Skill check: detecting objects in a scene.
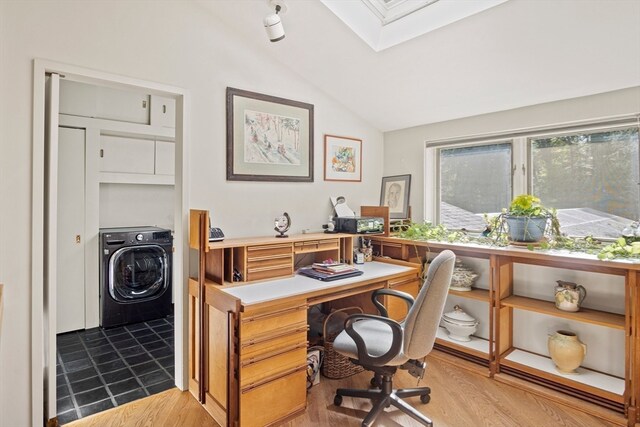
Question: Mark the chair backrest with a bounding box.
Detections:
[402,250,456,359]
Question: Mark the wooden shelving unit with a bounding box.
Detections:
[448,287,490,302]
[369,236,639,426]
[501,295,625,329]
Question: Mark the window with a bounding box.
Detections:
[530,127,639,238]
[438,143,512,231]
[428,121,640,239]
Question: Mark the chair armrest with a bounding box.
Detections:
[344,314,403,366]
[371,289,415,318]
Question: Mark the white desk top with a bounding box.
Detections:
[220,261,416,306]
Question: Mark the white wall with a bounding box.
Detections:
[383,87,640,223]
[0,2,383,425]
[99,184,174,230]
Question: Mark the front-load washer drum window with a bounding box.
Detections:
[109,245,169,302]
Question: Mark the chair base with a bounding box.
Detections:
[335,374,432,427]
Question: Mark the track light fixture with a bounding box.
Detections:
[264,0,287,42]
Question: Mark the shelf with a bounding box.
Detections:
[448,287,490,302]
[501,349,624,400]
[501,295,625,330]
[59,113,175,139]
[435,327,489,358]
[99,172,174,185]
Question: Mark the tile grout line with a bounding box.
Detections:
[75,331,120,411]
[57,332,82,422]
[127,319,175,386]
[56,317,174,422]
[104,329,152,398]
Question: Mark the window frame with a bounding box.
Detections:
[425,117,640,236]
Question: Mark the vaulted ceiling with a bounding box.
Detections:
[209,0,640,132]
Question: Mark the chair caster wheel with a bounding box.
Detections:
[334,394,343,406]
[420,394,431,404]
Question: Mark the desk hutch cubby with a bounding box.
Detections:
[371,236,640,427]
[188,210,420,427]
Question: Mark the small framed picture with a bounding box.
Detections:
[380,174,411,219]
[323,135,362,182]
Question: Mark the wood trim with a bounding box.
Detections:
[500,356,624,404]
[501,295,625,329]
[189,209,208,250]
[448,287,490,302]
[494,373,628,426]
[434,338,489,361]
[307,281,386,305]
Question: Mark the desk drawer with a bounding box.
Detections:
[241,326,307,360]
[386,276,420,321]
[246,254,292,271]
[294,238,339,254]
[240,366,306,427]
[241,303,307,341]
[247,243,293,260]
[246,265,293,282]
[240,344,307,388]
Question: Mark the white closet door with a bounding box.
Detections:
[56,127,86,333]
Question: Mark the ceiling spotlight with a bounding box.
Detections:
[264,0,287,42]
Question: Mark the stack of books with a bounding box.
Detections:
[298,262,363,282]
[311,262,357,275]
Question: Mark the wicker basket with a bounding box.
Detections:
[321,306,365,379]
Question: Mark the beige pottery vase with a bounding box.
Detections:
[548,330,586,374]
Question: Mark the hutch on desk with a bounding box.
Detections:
[187,210,420,427]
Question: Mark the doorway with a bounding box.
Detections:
[32,59,189,426]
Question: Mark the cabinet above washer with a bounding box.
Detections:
[99,134,174,185]
[60,80,175,128]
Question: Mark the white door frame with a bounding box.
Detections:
[32,58,190,425]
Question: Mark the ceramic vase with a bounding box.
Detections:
[548,330,586,374]
[554,280,587,312]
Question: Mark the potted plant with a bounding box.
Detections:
[504,194,550,243]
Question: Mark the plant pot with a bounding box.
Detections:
[505,215,547,242]
[548,330,586,374]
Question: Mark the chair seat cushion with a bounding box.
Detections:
[332,318,409,366]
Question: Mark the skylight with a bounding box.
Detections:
[362,0,440,26]
[321,0,509,51]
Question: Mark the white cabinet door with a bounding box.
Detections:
[150,95,176,128]
[96,86,149,124]
[59,79,150,124]
[100,135,155,174]
[155,141,175,175]
[57,127,86,334]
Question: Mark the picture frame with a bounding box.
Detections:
[323,134,362,182]
[226,87,314,182]
[380,174,411,219]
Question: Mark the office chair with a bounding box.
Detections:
[332,250,456,427]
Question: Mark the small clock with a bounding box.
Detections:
[274,212,291,238]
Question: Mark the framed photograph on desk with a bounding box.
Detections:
[226,87,314,182]
[380,174,411,219]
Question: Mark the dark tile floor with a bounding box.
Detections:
[56,316,174,425]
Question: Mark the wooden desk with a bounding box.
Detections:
[188,210,419,427]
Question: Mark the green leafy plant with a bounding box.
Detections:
[508,194,546,217]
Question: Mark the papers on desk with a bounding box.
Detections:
[298,264,363,282]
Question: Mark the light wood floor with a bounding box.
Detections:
[68,356,618,427]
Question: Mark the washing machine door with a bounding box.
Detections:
[108,244,169,302]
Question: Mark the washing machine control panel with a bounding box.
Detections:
[135,233,144,242]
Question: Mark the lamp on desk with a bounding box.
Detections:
[330,196,356,218]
